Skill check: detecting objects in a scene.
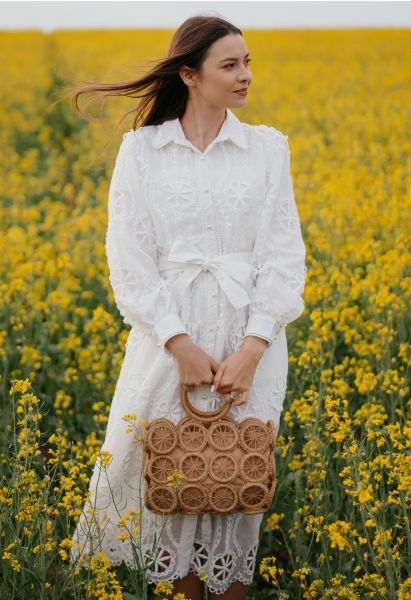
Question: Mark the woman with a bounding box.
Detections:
[69,15,307,600]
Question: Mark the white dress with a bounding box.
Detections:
[70,108,307,594]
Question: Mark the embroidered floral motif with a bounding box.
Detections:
[211,553,236,582]
[243,543,258,576]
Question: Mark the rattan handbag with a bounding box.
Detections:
[143,384,277,515]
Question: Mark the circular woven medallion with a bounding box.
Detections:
[240,452,269,483]
[178,484,208,512]
[148,455,177,484]
[147,420,178,454]
[178,420,208,452]
[239,418,270,452]
[209,452,238,483]
[178,416,194,426]
[209,483,238,513]
[148,484,177,513]
[179,453,208,482]
[208,420,239,451]
[239,483,267,510]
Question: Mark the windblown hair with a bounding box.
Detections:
[63,14,242,139]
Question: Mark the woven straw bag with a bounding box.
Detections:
[143,384,277,515]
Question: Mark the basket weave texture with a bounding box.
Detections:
[143,385,277,515]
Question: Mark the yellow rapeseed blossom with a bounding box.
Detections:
[154,580,174,596]
[167,469,184,488]
[266,512,285,531]
[259,556,285,587]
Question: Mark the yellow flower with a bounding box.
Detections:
[325,520,352,551]
[266,512,285,531]
[122,414,138,422]
[167,469,184,488]
[9,379,31,395]
[259,556,284,587]
[97,450,113,466]
[154,580,174,596]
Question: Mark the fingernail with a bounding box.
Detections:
[210,385,215,392]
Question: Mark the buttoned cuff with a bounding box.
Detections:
[153,314,190,349]
[244,314,284,347]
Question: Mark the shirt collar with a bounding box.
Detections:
[152,108,248,151]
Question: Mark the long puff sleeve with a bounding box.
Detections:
[105,131,190,349]
[244,128,307,346]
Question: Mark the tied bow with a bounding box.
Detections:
[159,239,254,311]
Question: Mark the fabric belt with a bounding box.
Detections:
[157,238,255,311]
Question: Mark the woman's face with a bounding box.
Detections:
[182,33,252,109]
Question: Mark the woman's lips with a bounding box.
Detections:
[234,89,248,96]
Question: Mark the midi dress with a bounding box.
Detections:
[69,108,307,594]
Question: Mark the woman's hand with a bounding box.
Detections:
[212,337,268,405]
[166,333,220,390]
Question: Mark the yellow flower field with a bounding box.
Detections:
[0,28,410,599]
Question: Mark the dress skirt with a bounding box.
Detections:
[69,324,289,595]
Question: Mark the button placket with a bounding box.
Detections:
[197,151,219,353]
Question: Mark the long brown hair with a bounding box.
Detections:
[64,15,242,141]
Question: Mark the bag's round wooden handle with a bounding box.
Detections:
[181,385,233,423]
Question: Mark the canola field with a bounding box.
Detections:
[0,28,410,599]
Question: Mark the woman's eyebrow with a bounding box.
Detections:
[218,52,250,62]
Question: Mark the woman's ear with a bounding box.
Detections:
[179,65,197,88]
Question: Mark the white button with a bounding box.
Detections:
[209,328,214,332]
[202,393,207,399]
[207,224,212,229]
[211,292,217,297]
[203,187,209,192]
[200,155,205,160]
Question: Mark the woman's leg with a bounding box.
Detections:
[209,581,249,600]
[172,572,204,600]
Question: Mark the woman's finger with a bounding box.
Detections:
[234,390,248,405]
[212,364,226,392]
[224,390,248,405]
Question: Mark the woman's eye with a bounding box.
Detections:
[224,59,252,70]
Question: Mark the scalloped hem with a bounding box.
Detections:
[147,566,254,595]
[71,552,255,595]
